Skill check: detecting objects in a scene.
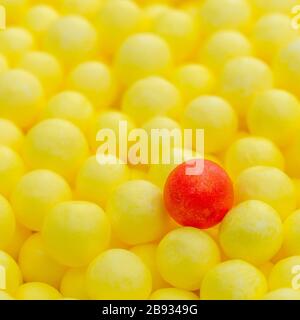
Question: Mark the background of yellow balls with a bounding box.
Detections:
[0,0,299,301]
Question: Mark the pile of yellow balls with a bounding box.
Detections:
[0,0,299,300]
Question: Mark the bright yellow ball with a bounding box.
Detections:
[0,145,25,197]
[171,64,215,102]
[157,227,220,290]
[107,180,167,245]
[282,210,300,257]
[293,179,300,208]
[42,201,111,267]
[60,267,88,300]
[199,0,252,34]
[252,0,298,15]
[43,15,98,67]
[60,0,103,19]
[183,95,238,154]
[0,27,34,66]
[247,89,300,147]
[11,169,72,231]
[114,33,173,87]
[95,0,143,56]
[142,116,181,133]
[130,243,168,291]
[67,61,116,110]
[0,0,28,24]
[220,200,283,265]
[200,30,253,74]
[0,290,14,300]
[86,249,152,300]
[3,223,31,260]
[15,282,62,300]
[42,91,94,133]
[225,136,285,179]
[235,166,296,220]
[23,119,89,182]
[201,260,267,300]
[274,38,300,97]
[252,13,298,63]
[0,54,8,74]
[142,4,170,29]
[0,119,24,152]
[285,135,300,179]
[23,5,59,39]
[220,57,273,119]
[268,256,300,290]
[0,195,15,249]
[151,8,199,62]
[18,51,63,96]
[0,69,44,129]
[19,233,66,288]
[0,250,22,294]
[76,155,130,207]
[122,76,182,125]
[150,288,198,300]
[263,288,300,300]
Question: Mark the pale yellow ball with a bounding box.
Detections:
[252,0,298,15]
[86,249,152,300]
[60,268,88,300]
[150,288,198,300]
[282,210,300,257]
[201,260,267,300]
[0,119,24,152]
[263,288,300,300]
[0,54,8,74]
[235,166,297,220]
[0,195,15,250]
[60,0,103,19]
[11,169,72,231]
[107,180,167,245]
[157,227,220,290]
[15,282,62,300]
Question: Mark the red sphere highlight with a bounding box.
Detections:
[164,159,234,229]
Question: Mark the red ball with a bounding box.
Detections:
[164,159,234,229]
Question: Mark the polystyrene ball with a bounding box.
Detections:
[60,268,88,300]
[150,288,198,300]
[282,210,300,257]
[15,282,62,300]
[263,288,300,300]
[0,119,24,152]
[0,195,15,249]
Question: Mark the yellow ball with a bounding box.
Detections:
[0,69,44,129]
[95,0,143,56]
[23,5,59,39]
[0,195,15,249]
[268,256,300,290]
[114,33,173,87]
[293,179,300,208]
[142,4,170,30]
[11,169,72,231]
[235,166,296,220]
[0,290,14,300]
[183,95,238,154]
[274,39,300,97]
[43,15,98,67]
[86,249,152,300]
[142,116,181,133]
[201,260,267,300]
[219,57,273,119]
[67,61,116,110]
[0,250,22,294]
[0,27,34,66]
[0,145,25,197]
[282,210,300,256]
[18,51,63,96]
[15,282,62,300]
[3,223,31,260]
[0,54,8,74]
[150,288,198,300]
[151,8,199,62]
[263,288,300,300]
[252,13,298,63]
[171,64,215,102]
[0,119,24,152]
[42,201,111,267]
[252,0,298,15]
[0,0,28,24]
[200,30,253,74]
[107,180,167,245]
[23,119,89,182]
[247,89,300,147]
[122,76,182,125]
[199,0,252,34]
[42,91,94,133]
[219,200,283,265]
[130,243,168,291]
[157,227,220,290]
[225,136,285,179]
[60,267,88,300]
[60,0,103,18]
[76,155,130,207]
[285,135,300,179]
[19,233,66,288]
[89,111,136,152]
